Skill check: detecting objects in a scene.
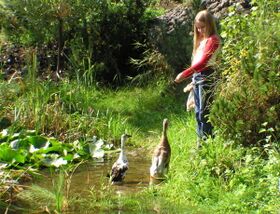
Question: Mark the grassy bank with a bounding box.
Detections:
[1,77,279,213]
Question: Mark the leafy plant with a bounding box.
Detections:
[0,0,156,85]
[0,128,111,169]
[210,0,280,145]
[130,42,174,86]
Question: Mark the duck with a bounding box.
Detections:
[109,133,131,184]
[150,118,171,181]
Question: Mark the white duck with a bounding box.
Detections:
[109,133,131,184]
[150,118,171,180]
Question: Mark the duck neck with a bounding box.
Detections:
[119,146,127,163]
[121,139,125,150]
[119,139,125,157]
[163,126,167,138]
[161,119,168,145]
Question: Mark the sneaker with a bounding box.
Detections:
[196,138,202,149]
[196,136,207,149]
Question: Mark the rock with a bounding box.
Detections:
[203,0,251,18]
[147,6,195,72]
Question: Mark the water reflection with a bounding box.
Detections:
[2,151,197,214]
[32,150,150,195]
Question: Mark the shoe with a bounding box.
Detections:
[196,136,207,149]
[196,139,202,149]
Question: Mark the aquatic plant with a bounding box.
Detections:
[0,128,111,169]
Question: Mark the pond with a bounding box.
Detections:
[40,151,151,196]
[2,151,153,213]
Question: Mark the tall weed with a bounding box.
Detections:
[210,0,280,145]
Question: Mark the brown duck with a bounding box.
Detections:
[150,118,171,180]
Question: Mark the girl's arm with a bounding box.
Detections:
[175,35,220,82]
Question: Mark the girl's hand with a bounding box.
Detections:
[174,72,184,83]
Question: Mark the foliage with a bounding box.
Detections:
[16,170,68,213]
[0,128,111,169]
[0,0,158,85]
[18,116,277,213]
[159,130,280,213]
[0,67,184,146]
[210,0,280,145]
[129,42,174,86]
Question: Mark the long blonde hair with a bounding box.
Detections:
[193,10,217,54]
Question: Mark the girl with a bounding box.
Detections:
[174,10,221,145]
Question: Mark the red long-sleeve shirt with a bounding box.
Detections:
[180,34,220,79]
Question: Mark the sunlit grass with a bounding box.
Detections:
[16,170,70,213]
[2,76,280,213]
[1,74,187,146]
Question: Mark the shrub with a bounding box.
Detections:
[210,0,280,145]
[0,0,154,85]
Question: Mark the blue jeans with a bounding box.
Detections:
[192,71,214,139]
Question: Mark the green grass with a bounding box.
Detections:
[2,77,279,213]
[1,75,188,145]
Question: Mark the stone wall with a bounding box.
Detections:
[148,6,195,72]
[201,0,251,18]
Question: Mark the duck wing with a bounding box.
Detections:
[110,161,128,183]
[150,146,170,177]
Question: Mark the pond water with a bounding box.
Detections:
[53,151,151,196]
[3,151,154,213]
